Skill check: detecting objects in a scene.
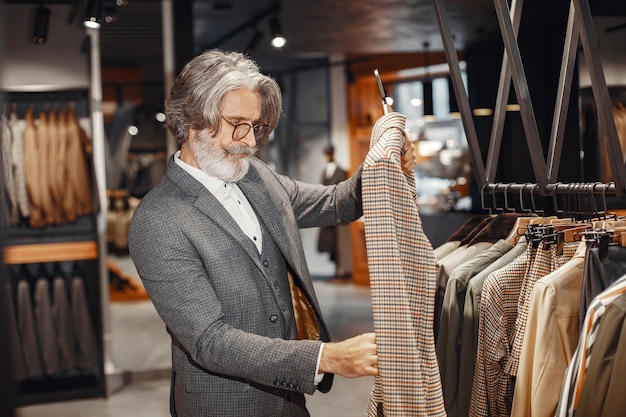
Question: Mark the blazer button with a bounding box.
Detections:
[263,260,269,267]
[270,315,278,323]
[294,385,300,392]
[274,379,281,386]
[288,383,294,389]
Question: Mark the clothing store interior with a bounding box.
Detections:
[1,0,626,416]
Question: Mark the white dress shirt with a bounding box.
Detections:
[174,151,262,253]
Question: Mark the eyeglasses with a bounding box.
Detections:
[220,115,269,141]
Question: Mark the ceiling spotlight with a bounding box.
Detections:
[269,15,286,48]
[246,28,264,55]
[32,4,51,44]
[104,6,119,24]
[84,0,104,28]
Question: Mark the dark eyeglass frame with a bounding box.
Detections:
[220,115,269,141]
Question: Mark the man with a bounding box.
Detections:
[128,49,416,417]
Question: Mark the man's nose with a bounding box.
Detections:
[239,128,257,146]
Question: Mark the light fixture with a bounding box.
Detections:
[32,4,51,44]
[84,0,103,28]
[472,108,493,116]
[506,104,521,112]
[245,27,264,55]
[423,80,434,117]
[447,76,461,118]
[269,15,286,48]
[104,6,119,24]
[422,42,434,120]
[506,85,520,111]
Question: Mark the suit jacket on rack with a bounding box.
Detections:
[128,155,363,417]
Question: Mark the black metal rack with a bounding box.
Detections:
[433,0,625,206]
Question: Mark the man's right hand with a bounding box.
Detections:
[318,332,378,378]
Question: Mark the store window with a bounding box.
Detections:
[392,68,472,213]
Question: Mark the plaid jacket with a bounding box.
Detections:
[363,112,446,416]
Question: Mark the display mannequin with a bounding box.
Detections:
[317,144,349,278]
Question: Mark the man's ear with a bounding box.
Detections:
[187,127,198,141]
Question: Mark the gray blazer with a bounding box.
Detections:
[128,155,363,417]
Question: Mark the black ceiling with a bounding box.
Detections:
[8,0,626,80]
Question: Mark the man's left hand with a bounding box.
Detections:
[400,137,416,174]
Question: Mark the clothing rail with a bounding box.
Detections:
[433,0,626,197]
[481,181,618,219]
[483,182,617,195]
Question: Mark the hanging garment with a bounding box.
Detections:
[434,216,495,338]
[23,109,45,228]
[433,215,490,260]
[511,241,586,417]
[506,239,580,379]
[35,111,55,225]
[45,110,62,224]
[575,290,626,417]
[55,109,69,221]
[362,112,445,416]
[470,234,579,417]
[65,109,94,219]
[9,109,29,219]
[0,111,9,227]
[1,108,18,225]
[469,242,537,417]
[71,276,99,370]
[555,274,626,417]
[16,279,44,378]
[435,214,523,339]
[34,277,62,375]
[51,276,78,372]
[579,244,626,332]
[458,237,528,417]
[437,238,514,417]
[4,282,27,381]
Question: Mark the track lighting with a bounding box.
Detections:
[269,15,286,48]
[104,6,119,24]
[32,4,51,44]
[246,27,264,55]
[84,0,103,28]
[422,42,434,118]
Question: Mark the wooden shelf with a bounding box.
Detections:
[3,241,98,265]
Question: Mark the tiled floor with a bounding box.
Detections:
[15,255,376,417]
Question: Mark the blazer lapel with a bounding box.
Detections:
[165,156,263,270]
[237,167,321,312]
[237,173,304,270]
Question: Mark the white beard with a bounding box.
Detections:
[191,130,256,182]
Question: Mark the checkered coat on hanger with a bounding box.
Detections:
[363,112,446,416]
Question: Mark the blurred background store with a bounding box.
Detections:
[1,0,625,416]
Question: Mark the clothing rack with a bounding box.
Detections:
[0,88,106,405]
[480,181,619,220]
[433,0,626,198]
[2,90,90,119]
